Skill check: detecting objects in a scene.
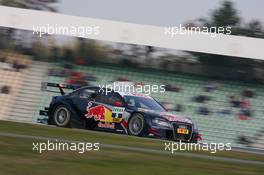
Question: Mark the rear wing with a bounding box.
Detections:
[41,82,81,95]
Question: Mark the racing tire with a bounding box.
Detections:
[128,113,146,136]
[53,105,71,128]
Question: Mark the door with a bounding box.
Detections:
[85,91,125,123]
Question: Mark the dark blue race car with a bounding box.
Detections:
[39,82,201,143]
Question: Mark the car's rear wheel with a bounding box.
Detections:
[128,113,146,136]
[53,105,71,127]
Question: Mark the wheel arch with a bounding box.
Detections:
[128,111,153,126]
[127,112,149,136]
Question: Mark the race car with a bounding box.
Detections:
[39,82,201,143]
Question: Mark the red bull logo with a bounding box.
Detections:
[85,104,112,122]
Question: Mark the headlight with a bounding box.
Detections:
[152,118,170,127]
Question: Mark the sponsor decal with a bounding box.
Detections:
[97,122,115,129]
[112,107,125,118]
[85,103,124,123]
[111,107,124,122]
[112,107,125,113]
[163,113,192,124]
[85,104,112,122]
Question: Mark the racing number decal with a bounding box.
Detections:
[112,107,125,122]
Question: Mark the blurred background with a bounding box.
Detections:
[0,0,264,151]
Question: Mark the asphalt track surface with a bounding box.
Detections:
[0,131,263,166]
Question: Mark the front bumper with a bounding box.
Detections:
[148,122,201,143]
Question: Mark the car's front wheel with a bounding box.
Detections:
[128,113,146,136]
[53,105,71,127]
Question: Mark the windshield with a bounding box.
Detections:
[124,95,166,112]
